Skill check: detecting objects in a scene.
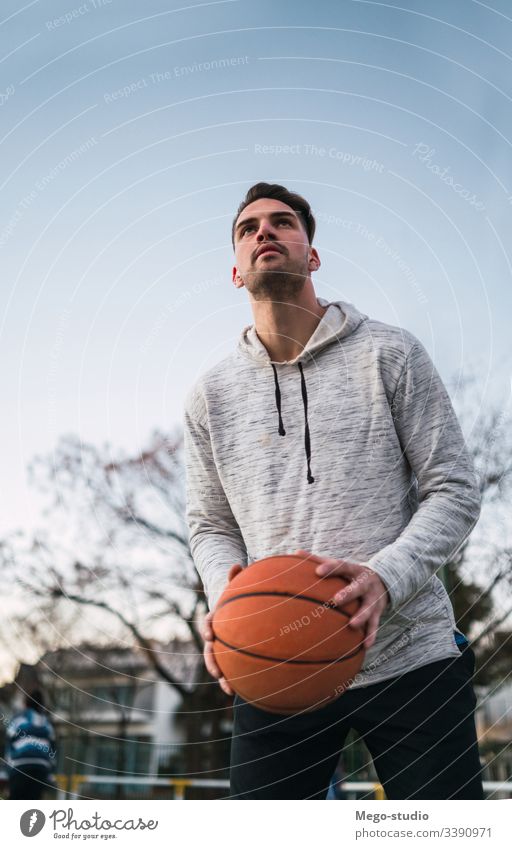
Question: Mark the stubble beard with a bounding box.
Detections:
[241,254,309,302]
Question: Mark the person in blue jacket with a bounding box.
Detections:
[5,689,57,800]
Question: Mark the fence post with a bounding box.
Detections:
[374,783,385,800]
[171,779,190,800]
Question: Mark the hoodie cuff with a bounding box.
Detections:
[207,571,232,612]
[363,554,408,612]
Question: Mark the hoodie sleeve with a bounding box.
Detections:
[183,394,248,611]
[365,337,481,611]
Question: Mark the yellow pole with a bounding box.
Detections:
[71,775,85,798]
[374,783,386,800]
[171,779,191,800]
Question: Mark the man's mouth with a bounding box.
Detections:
[255,246,283,259]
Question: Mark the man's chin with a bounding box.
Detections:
[242,271,307,301]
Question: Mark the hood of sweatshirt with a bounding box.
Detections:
[236,298,369,485]
[237,297,368,367]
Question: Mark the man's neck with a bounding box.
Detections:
[251,285,328,362]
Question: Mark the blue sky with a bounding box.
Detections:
[1,0,512,535]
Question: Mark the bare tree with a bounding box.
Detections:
[2,429,232,779]
[445,376,512,686]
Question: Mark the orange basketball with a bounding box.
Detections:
[211,553,366,714]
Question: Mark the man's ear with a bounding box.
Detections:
[308,248,321,273]
[232,266,244,288]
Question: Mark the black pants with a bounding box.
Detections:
[9,764,49,800]
[230,644,483,800]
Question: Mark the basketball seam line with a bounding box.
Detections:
[215,590,352,617]
[213,636,364,665]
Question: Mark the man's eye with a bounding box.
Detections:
[241,219,292,236]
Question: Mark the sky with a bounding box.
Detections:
[1,0,511,541]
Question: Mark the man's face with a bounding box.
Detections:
[232,198,320,301]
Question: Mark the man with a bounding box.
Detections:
[183,182,483,800]
[5,690,57,800]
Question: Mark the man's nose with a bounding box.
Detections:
[256,221,277,240]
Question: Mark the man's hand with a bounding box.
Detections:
[293,549,390,650]
[202,563,242,695]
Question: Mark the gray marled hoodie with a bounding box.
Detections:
[183,297,481,688]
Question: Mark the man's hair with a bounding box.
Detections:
[232,182,316,248]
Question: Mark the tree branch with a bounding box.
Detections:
[51,588,189,697]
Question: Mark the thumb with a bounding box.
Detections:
[228,563,243,582]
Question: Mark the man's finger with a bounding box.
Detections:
[362,611,381,649]
[203,618,215,641]
[219,677,234,696]
[316,558,362,577]
[294,549,324,565]
[204,656,221,680]
[204,643,222,679]
[348,599,374,628]
[228,563,243,582]
[333,578,368,607]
